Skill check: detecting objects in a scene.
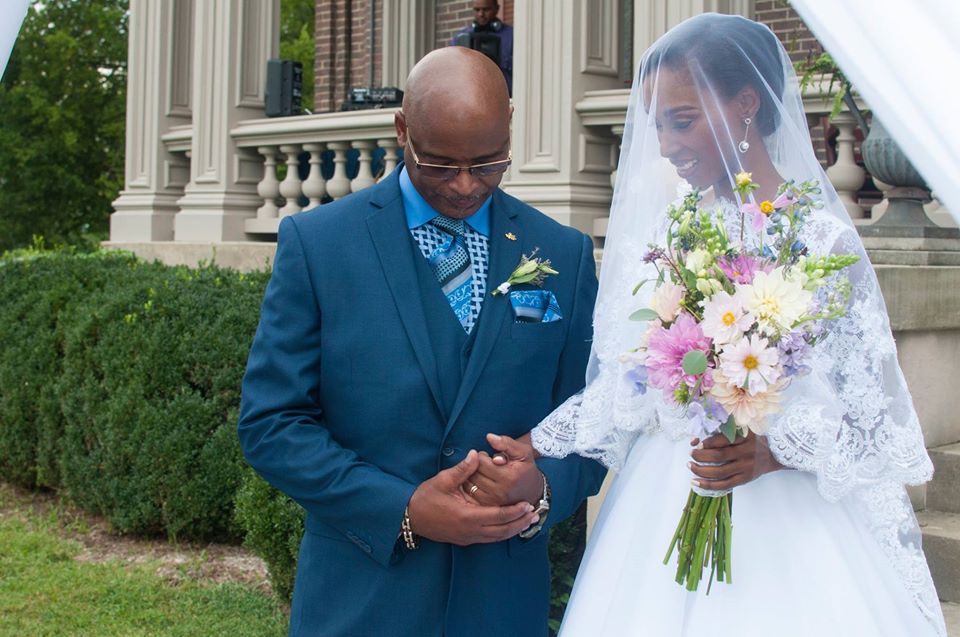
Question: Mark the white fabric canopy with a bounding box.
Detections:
[791,0,960,226]
[0,0,31,80]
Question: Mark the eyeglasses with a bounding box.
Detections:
[406,132,512,181]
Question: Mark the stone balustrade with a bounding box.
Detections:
[230,108,402,236]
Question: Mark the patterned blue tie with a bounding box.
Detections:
[428,216,474,332]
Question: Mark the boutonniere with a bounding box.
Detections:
[492,247,559,296]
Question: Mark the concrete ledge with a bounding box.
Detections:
[874,265,960,331]
[102,241,276,272]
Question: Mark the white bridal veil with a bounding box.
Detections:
[532,14,943,633]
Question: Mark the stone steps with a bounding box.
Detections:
[922,442,960,626]
[944,601,959,636]
[929,443,960,514]
[920,510,960,604]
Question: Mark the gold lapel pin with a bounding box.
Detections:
[505,232,517,241]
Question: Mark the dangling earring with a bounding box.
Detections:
[738,117,752,153]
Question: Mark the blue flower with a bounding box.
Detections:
[625,366,648,395]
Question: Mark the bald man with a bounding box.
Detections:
[239,48,605,637]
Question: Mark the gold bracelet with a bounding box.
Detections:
[401,506,419,550]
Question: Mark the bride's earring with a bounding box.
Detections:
[738,117,752,153]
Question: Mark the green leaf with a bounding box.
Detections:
[511,272,540,285]
[629,308,660,322]
[681,268,698,292]
[514,259,540,277]
[720,416,738,443]
[681,350,708,376]
[632,279,652,295]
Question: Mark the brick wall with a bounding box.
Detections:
[435,0,514,50]
[314,0,382,113]
[755,0,832,168]
[756,1,873,200]
[754,0,824,64]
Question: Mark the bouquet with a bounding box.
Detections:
[626,173,859,592]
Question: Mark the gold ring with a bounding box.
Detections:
[469,484,480,495]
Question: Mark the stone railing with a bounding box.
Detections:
[230,107,402,236]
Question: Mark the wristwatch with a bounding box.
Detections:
[518,472,551,540]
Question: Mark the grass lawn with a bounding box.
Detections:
[0,488,287,637]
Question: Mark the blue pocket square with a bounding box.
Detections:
[508,290,562,323]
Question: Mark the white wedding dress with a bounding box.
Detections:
[542,427,940,636]
[536,14,948,636]
[533,204,947,637]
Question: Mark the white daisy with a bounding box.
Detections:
[701,291,754,345]
[719,334,781,393]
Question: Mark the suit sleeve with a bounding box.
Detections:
[238,216,416,568]
[535,232,607,530]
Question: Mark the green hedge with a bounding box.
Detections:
[0,249,586,626]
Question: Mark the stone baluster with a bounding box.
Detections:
[351,140,377,192]
[302,143,326,208]
[378,138,400,181]
[255,146,280,219]
[326,142,352,200]
[278,144,303,217]
[825,112,866,220]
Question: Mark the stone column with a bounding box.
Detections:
[503,0,624,235]
[174,0,279,242]
[633,0,752,60]
[110,0,194,242]
[381,0,435,88]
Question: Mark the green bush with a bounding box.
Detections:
[0,249,588,625]
[234,469,304,601]
[0,249,268,540]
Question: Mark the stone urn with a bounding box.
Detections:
[859,119,956,238]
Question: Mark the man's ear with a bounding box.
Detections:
[395,111,407,146]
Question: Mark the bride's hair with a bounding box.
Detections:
[639,14,785,136]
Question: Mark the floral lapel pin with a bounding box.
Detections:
[492,247,559,296]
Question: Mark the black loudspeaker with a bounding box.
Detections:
[265,59,303,117]
[452,31,502,67]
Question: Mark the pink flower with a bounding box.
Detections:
[715,255,773,285]
[742,193,794,232]
[645,313,714,399]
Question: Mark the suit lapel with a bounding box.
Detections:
[366,178,446,420]
[446,191,522,431]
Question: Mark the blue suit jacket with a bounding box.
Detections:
[238,167,606,637]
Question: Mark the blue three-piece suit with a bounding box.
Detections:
[238,165,606,636]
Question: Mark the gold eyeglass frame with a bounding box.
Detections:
[405,129,512,181]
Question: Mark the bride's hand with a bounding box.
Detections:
[688,430,784,490]
[488,432,541,464]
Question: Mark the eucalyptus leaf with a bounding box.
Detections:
[629,308,660,322]
[681,350,708,375]
[632,279,652,295]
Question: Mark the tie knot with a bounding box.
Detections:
[430,215,466,236]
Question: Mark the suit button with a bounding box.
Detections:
[442,447,455,457]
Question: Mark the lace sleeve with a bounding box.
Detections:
[766,218,933,501]
[532,356,664,471]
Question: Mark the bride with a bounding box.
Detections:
[499,13,946,637]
